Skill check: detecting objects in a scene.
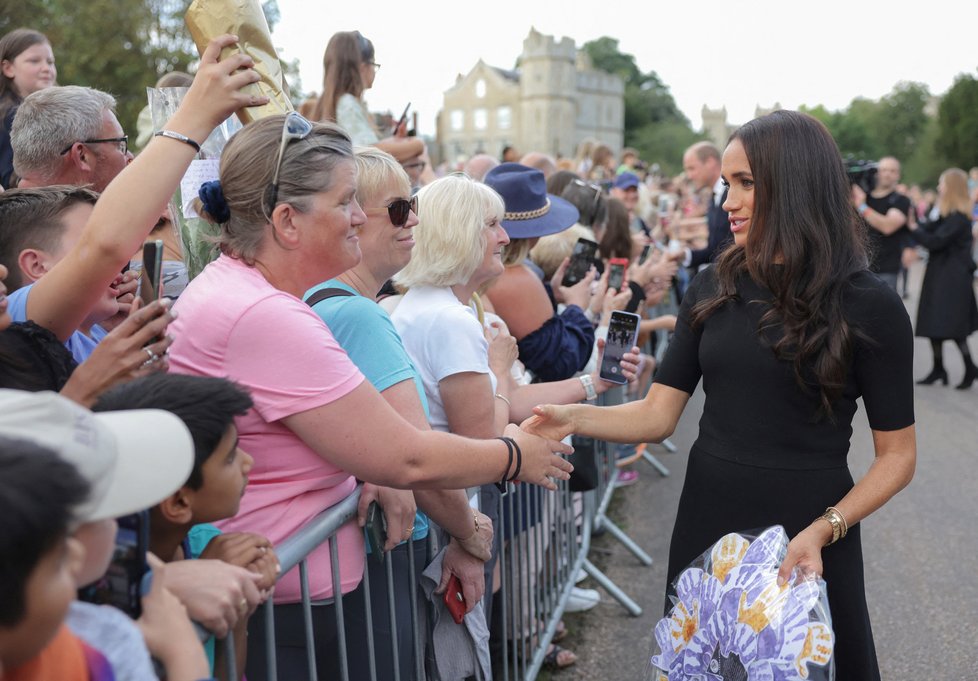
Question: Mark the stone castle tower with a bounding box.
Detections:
[519,29,578,157]
[437,29,623,163]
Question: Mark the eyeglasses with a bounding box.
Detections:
[59,136,128,156]
[365,196,418,228]
[367,62,381,70]
[266,112,314,213]
[402,160,426,172]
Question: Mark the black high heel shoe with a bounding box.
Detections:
[917,367,948,386]
[956,364,977,390]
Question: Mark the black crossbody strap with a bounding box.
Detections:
[303,287,356,307]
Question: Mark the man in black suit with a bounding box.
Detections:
[680,141,731,269]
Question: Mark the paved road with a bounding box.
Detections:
[558,262,978,679]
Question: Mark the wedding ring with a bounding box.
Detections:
[141,347,160,367]
[404,525,415,538]
[237,598,248,615]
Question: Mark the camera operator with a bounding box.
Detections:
[851,156,914,291]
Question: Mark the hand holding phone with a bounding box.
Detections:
[607,257,629,292]
[599,310,640,384]
[139,240,164,306]
[364,501,388,561]
[443,574,466,624]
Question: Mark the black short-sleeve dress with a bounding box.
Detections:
[654,266,914,681]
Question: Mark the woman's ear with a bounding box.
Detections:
[270,202,303,250]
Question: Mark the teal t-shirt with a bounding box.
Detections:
[305,279,430,546]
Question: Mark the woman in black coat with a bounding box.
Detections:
[910,167,978,389]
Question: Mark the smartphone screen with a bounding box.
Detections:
[561,238,599,287]
[78,511,150,618]
[599,311,640,384]
[607,259,627,291]
[139,240,164,306]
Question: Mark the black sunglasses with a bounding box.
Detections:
[377,196,418,227]
[266,112,314,214]
[59,136,128,156]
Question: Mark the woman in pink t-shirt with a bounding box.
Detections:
[167,112,573,678]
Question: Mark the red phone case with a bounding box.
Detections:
[443,574,466,624]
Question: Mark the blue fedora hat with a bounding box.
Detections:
[484,163,580,239]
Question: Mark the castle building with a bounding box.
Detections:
[701,103,782,149]
[437,29,624,163]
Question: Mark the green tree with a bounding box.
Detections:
[582,36,694,174]
[0,0,297,137]
[935,72,978,172]
[870,81,930,165]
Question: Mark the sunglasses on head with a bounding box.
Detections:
[365,196,416,227]
[265,112,314,214]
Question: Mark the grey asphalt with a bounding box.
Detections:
[556,262,978,679]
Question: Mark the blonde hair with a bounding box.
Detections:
[937,168,973,218]
[213,115,353,263]
[530,225,592,280]
[354,146,410,206]
[501,237,533,267]
[394,174,504,289]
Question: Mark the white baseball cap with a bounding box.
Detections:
[0,389,194,522]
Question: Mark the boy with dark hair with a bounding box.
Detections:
[0,437,88,676]
[0,388,211,681]
[93,373,279,675]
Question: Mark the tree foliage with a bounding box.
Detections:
[0,0,298,138]
[583,36,696,175]
[935,72,978,172]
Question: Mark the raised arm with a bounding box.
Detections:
[25,35,267,341]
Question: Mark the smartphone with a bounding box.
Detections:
[599,310,641,384]
[443,574,466,625]
[364,500,388,560]
[78,511,151,618]
[139,240,164,306]
[561,238,599,287]
[607,257,629,291]
[638,244,652,265]
[392,102,411,135]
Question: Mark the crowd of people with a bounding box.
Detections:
[0,19,975,681]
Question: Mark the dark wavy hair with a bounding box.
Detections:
[691,110,869,419]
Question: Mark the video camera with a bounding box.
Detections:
[845,157,878,194]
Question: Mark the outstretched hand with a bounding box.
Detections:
[519,405,575,445]
[505,422,573,491]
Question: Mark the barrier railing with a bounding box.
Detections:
[225,393,667,679]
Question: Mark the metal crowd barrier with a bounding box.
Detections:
[218,392,671,679]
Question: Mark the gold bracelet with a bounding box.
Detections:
[825,506,848,538]
[821,507,848,545]
[494,392,511,407]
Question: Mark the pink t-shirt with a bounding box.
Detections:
[169,254,365,602]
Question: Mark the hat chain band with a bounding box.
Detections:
[504,198,551,221]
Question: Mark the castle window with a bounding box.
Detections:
[450,109,464,131]
[475,79,486,98]
[497,106,512,130]
[474,108,488,131]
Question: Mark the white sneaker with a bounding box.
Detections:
[564,587,600,612]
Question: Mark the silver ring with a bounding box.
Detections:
[141,348,160,367]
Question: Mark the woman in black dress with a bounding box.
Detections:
[525,110,916,680]
[909,167,978,389]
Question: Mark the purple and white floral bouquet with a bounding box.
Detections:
[647,526,834,681]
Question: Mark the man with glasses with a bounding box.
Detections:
[11,85,133,192]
